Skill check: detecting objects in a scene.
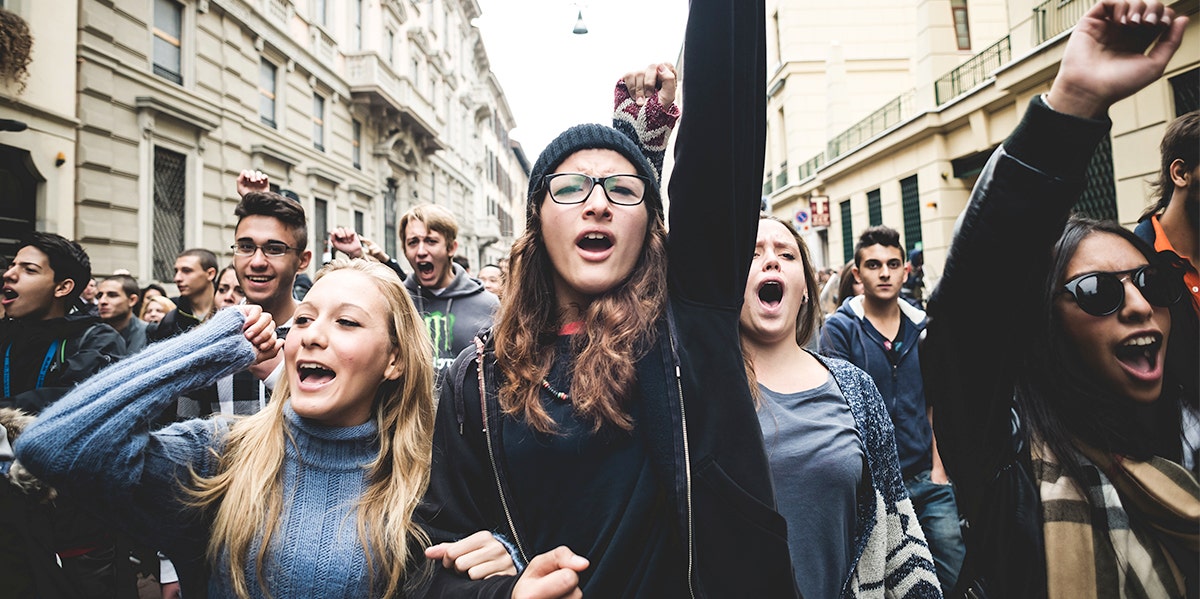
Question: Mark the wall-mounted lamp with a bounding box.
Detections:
[572,10,588,34]
[925,201,938,209]
[55,152,66,167]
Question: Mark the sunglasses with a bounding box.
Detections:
[1061,263,1184,317]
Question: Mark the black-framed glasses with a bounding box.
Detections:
[231,241,300,258]
[543,173,650,206]
[1061,264,1184,317]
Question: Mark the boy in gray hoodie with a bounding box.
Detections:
[400,204,499,371]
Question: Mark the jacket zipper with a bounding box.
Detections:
[479,356,529,563]
[675,363,697,599]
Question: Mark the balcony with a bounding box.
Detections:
[797,152,825,181]
[1033,0,1087,45]
[934,36,1012,106]
[345,53,443,151]
[827,90,916,160]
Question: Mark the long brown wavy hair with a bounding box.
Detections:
[493,187,668,434]
[185,259,436,598]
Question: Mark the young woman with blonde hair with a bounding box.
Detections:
[16,259,564,598]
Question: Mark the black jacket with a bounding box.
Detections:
[420,0,797,596]
[146,295,207,343]
[921,96,1114,597]
[0,311,126,414]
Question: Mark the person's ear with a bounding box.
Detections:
[852,266,863,284]
[206,267,217,283]
[448,239,459,258]
[54,278,75,299]
[383,350,404,381]
[1169,159,1191,188]
[130,293,140,306]
[298,250,312,271]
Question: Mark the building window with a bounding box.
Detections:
[313,0,327,27]
[352,120,362,169]
[900,175,923,251]
[314,198,329,252]
[384,186,397,260]
[354,210,365,236]
[867,189,882,226]
[259,59,277,128]
[312,93,325,152]
[951,0,971,51]
[1074,136,1119,221]
[1170,68,1199,115]
[153,0,184,85]
[385,29,395,64]
[840,199,853,264]
[152,146,187,282]
[353,0,363,50]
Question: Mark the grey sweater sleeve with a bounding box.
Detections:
[15,308,257,546]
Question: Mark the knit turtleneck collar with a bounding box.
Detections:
[283,402,378,472]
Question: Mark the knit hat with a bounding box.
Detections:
[527,123,662,219]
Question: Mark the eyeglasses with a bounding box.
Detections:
[231,241,300,258]
[543,173,650,206]
[1061,264,1184,317]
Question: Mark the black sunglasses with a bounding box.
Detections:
[1061,263,1184,317]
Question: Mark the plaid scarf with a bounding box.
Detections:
[1032,440,1199,598]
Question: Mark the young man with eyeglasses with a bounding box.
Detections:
[147,248,218,342]
[399,204,498,372]
[170,190,311,421]
[819,225,964,595]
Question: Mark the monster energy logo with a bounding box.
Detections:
[423,311,456,356]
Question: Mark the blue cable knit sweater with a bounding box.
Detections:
[15,309,385,598]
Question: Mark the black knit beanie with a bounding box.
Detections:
[526,123,662,220]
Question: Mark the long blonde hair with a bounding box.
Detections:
[186,259,436,598]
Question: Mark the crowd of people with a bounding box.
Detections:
[1,0,1197,597]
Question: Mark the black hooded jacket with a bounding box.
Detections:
[0,310,125,414]
[420,1,798,596]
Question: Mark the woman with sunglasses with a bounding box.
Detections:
[921,2,1196,596]
[421,0,798,596]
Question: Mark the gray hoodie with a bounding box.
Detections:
[404,263,499,370]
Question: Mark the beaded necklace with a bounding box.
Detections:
[540,378,570,401]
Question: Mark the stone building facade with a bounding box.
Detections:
[764,0,1198,277]
[0,0,529,283]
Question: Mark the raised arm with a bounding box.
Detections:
[15,308,271,545]
[922,0,1185,508]
[667,0,767,307]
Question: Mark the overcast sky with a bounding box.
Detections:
[473,0,689,162]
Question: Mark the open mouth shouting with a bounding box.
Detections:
[575,230,615,261]
[757,280,784,309]
[1,286,16,307]
[297,361,336,391]
[1113,332,1165,383]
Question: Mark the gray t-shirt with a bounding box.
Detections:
[758,375,865,599]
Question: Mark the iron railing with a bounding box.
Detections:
[1033,0,1086,45]
[797,152,824,181]
[934,36,1011,105]
[827,90,916,160]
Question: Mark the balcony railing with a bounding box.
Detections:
[796,152,825,181]
[1033,0,1087,45]
[934,36,1011,106]
[827,90,916,160]
[345,53,442,145]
